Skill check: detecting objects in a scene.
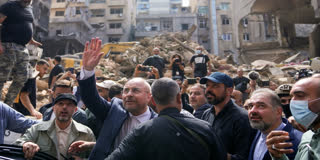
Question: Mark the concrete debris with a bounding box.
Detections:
[311,57,320,72]
[284,51,309,64]
[2,31,317,116]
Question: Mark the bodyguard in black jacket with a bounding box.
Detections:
[200,72,256,160]
[106,78,227,160]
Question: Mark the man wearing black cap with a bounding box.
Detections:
[15,93,95,160]
[200,72,255,160]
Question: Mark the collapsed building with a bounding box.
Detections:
[234,0,320,64]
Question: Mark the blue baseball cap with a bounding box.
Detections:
[200,72,234,88]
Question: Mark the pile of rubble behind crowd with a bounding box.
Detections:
[2,27,320,110]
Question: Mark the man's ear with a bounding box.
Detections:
[176,93,181,104]
[151,96,156,107]
[74,106,78,113]
[227,88,233,96]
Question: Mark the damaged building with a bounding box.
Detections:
[43,0,136,57]
[135,0,211,51]
[234,0,320,64]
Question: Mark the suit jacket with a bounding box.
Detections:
[15,119,95,159]
[78,75,157,159]
[248,118,303,160]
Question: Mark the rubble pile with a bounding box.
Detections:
[2,29,320,115]
[108,32,208,78]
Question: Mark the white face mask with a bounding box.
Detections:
[290,99,319,128]
[195,50,202,54]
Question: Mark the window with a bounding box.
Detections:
[202,39,208,43]
[221,15,230,25]
[56,30,62,35]
[243,18,248,26]
[90,9,105,17]
[198,6,208,14]
[222,33,232,41]
[243,33,250,41]
[108,37,120,42]
[90,0,106,3]
[138,4,149,10]
[76,7,81,15]
[199,19,207,28]
[151,26,157,31]
[181,24,189,30]
[109,23,122,29]
[162,20,172,31]
[110,8,123,14]
[220,2,230,10]
[57,0,65,2]
[55,11,64,16]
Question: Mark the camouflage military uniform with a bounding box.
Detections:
[0,43,29,106]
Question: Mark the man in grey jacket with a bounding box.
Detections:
[15,93,95,159]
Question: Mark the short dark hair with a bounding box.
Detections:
[36,59,49,66]
[54,56,62,63]
[151,78,180,105]
[109,84,123,99]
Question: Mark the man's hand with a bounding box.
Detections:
[29,38,42,47]
[31,110,42,119]
[288,116,307,132]
[82,38,104,71]
[68,141,96,154]
[266,131,294,158]
[23,142,40,160]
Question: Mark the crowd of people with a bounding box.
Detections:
[1,1,320,160]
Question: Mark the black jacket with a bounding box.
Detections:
[106,108,227,160]
[201,100,256,160]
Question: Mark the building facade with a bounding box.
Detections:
[135,0,203,49]
[44,0,136,57]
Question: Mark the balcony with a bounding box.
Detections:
[107,14,125,20]
[135,31,160,37]
[108,0,126,6]
[51,2,67,9]
[106,28,124,35]
[50,16,86,23]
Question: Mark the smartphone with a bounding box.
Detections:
[138,66,152,72]
[66,67,75,74]
[187,78,197,84]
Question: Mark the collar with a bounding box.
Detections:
[211,100,234,117]
[261,122,286,139]
[55,120,72,134]
[159,107,180,116]
[128,107,151,123]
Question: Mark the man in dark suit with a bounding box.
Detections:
[69,38,157,159]
[247,88,302,160]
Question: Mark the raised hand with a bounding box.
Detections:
[82,38,104,71]
[266,131,294,158]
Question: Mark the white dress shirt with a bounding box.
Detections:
[55,120,72,159]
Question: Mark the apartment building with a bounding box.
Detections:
[45,0,135,57]
[233,0,320,63]
[135,0,200,46]
[196,0,211,52]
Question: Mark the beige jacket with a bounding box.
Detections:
[15,119,95,159]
